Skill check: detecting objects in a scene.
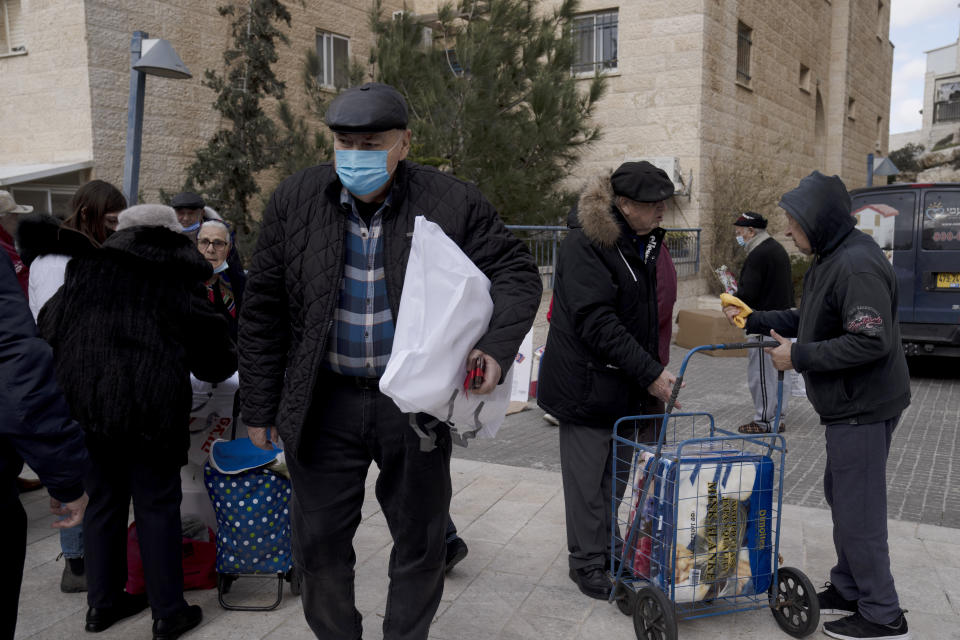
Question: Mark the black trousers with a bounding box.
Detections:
[84,440,187,619]
[824,416,902,625]
[288,375,452,640]
[1,482,26,640]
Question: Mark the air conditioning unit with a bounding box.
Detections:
[392,10,406,20]
[626,156,689,195]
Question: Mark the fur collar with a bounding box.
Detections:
[15,214,97,268]
[103,226,212,282]
[574,172,625,248]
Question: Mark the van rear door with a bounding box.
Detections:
[850,190,918,322]
[916,189,960,326]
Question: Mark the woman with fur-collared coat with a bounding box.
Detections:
[39,204,236,639]
[538,161,680,601]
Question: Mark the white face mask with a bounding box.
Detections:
[736,235,747,248]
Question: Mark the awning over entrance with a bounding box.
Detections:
[0,160,95,186]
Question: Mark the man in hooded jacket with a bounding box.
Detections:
[725,171,910,640]
[538,161,680,600]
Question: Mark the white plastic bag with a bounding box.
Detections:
[187,373,240,465]
[379,216,513,442]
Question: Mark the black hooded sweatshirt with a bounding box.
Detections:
[744,171,910,425]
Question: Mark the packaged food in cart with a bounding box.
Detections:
[626,446,774,603]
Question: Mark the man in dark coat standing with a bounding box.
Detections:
[537,161,680,600]
[238,82,541,640]
[725,171,910,640]
[732,211,794,434]
[0,251,88,639]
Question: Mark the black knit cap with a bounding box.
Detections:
[325,82,409,133]
[610,161,675,203]
[169,192,205,209]
[733,211,768,229]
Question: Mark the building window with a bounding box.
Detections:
[799,63,811,93]
[847,96,856,120]
[316,30,350,90]
[933,77,960,123]
[876,116,883,149]
[736,21,752,85]
[877,0,884,38]
[572,10,618,75]
[0,0,26,56]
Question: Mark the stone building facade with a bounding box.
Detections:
[1,0,892,305]
[0,0,402,214]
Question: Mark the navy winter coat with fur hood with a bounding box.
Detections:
[537,173,666,427]
[39,225,237,463]
[745,171,910,424]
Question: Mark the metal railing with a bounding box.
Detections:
[934,100,960,123]
[506,225,700,288]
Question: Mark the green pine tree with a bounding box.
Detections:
[369,0,606,224]
[183,0,291,249]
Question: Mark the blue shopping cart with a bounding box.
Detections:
[610,342,819,639]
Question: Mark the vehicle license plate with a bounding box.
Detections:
[936,272,960,289]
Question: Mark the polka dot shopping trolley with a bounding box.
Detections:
[204,437,300,610]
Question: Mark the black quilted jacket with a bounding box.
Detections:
[238,161,542,455]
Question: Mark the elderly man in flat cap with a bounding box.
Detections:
[731,211,794,434]
[238,82,541,639]
[538,161,680,600]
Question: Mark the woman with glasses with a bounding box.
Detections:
[196,219,245,343]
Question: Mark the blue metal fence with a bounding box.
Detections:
[505,225,700,288]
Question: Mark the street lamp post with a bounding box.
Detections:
[121,31,192,206]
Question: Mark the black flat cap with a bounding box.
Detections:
[733,211,768,229]
[169,192,205,209]
[611,161,675,203]
[325,82,409,133]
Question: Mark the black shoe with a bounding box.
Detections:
[822,610,910,640]
[61,557,87,593]
[152,605,202,640]
[445,537,469,573]
[568,566,611,600]
[818,582,858,615]
[85,592,149,632]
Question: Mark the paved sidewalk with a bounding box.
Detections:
[16,458,960,639]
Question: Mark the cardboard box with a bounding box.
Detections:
[674,309,746,357]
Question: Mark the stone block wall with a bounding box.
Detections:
[0,0,93,165]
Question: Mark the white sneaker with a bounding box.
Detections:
[543,413,559,426]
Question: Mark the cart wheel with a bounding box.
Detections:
[769,566,820,638]
[218,573,237,595]
[614,581,634,616]
[632,585,677,640]
[287,568,301,596]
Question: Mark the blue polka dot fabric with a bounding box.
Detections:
[204,464,293,575]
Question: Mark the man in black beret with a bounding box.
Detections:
[538,160,681,600]
[731,211,794,434]
[238,82,542,640]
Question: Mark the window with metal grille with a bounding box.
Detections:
[572,10,618,75]
[316,30,350,90]
[0,0,26,56]
[737,21,752,85]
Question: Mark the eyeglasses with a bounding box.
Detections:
[198,239,228,250]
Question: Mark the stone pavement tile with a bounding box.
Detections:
[519,583,595,623]
[442,539,499,600]
[934,565,960,617]
[570,601,633,639]
[461,499,543,546]
[353,520,391,565]
[905,612,960,640]
[922,540,960,568]
[429,570,535,639]
[498,610,578,640]
[895,566,955,617]
[917,521,960,543]
[22,530,60,571]
[500,478,562,505]
[889,538,942,569]
[450,475,523,520]
[486,540,562,579]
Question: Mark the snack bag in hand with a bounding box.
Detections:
[720,293,753,329]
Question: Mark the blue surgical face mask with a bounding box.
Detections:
[736,235,747,247]
[181,220,201,233]
[335,134,403,196]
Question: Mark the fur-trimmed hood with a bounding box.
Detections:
[15,214,97,268]
[102,226,212,282]
[571,173,625,248]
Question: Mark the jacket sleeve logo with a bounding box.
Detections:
[845,305,883,337]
